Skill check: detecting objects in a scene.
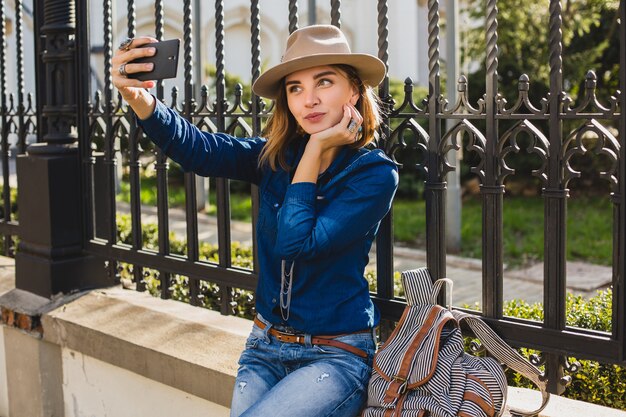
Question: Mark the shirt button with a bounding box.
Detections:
[273,203,280,208]
[272,298,277,303]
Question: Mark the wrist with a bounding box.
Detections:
[304,138,327,156]
[126,90,156,120]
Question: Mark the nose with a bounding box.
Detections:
[304,89,319,107]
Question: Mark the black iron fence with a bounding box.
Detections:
[3,0,625,397]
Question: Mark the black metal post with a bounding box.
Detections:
[375,0,394,302]
[250,0,262,274]
[481,0,503,319]
[617,0,626,363]
[425,0,446,283]
[214,0,233,314]
[288,0,299,33]
[542,0,568,394]
[330,0,341,28]
[0,0,11,256]
[15,0,109,297]
[182,0,201,305]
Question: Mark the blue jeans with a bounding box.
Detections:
[230,315,376,417]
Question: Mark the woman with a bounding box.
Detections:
[112,25,398,417]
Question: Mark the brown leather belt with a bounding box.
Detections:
[253,316,369,358]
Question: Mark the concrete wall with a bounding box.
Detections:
[61,348,229,417]
[0,262,251,417]
[0,328,8,417]
[2,260,626,417]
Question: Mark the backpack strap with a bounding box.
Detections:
[381,305,443,403]
[402,267,453,309]
[452,310,551,417]
[401,268,435,305]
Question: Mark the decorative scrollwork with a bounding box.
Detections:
[563,70,619,117]
[112,116,130,148]
[562,119,620,194]
[169,86,182,112]
[195,117,219,134]
[562,356,581,374]
[439,119,487,183]
[93,91,104,114]
[529,352,545,367]
[196,85,213,114]
[387,118,429,174]
[225,117,253,138]
[497,120,550,185]
[230,83,250,113]
[25,93,35,113]
[557,356,581,389]
[391,78,426,115]
[469,339,486,355]
[497,74,548,116]
[88,117,107,151]
[441,75,484,115]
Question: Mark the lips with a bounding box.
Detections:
[304,112,325,122]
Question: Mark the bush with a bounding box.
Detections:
[500,289,625,410]
[116,215,624,409]
[116,214,256,318]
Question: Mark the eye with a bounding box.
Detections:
[317,78,332,87]
[287,85,302,94]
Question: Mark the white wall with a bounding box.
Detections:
[0,328,8,417]
[87,0,436,93]
[61,348,230,417]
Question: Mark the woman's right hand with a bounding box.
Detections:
[111,36,159,102]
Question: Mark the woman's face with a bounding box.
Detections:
[284,65,358,135]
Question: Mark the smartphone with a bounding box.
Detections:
[128,39,180,81]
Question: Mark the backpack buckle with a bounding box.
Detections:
[392,375,408,395]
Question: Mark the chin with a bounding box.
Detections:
[302,121,336,136]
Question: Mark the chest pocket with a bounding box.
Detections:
[258,188,282,240]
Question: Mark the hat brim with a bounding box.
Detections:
[252,53,386,99]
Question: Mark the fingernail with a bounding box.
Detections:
[148,63,154,70]
[149,47,156,53]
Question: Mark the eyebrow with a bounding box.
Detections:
[285,70,338,86]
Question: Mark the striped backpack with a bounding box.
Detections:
[363,268,550,417]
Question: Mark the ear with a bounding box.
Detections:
[350,87,359,106]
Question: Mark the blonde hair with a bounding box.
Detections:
[258,64,382,171]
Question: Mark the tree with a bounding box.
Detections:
[459,0,620,194]
[461,0,620,105]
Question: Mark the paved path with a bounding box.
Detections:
[118,202,613,306]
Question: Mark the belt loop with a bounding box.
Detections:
[304,334,313,347]
[256,314,273,343]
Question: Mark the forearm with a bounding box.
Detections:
[291,143,323,184]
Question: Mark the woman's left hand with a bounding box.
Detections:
[308,104,363,153]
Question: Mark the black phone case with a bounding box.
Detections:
[128,39,180,81]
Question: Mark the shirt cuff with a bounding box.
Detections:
[284,182,317,203]
[136,98,171,134]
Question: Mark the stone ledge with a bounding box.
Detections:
[41,285,251,408]
[506,387,626,417]
[0,287,89,336]
[1,255,624,416]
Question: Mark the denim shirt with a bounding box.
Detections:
[139,100,399,335]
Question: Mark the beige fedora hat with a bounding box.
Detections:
[252,25,386,99]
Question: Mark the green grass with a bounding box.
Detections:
[119,178,614,266]
[118,177,253,222]
[393,195,614,266]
